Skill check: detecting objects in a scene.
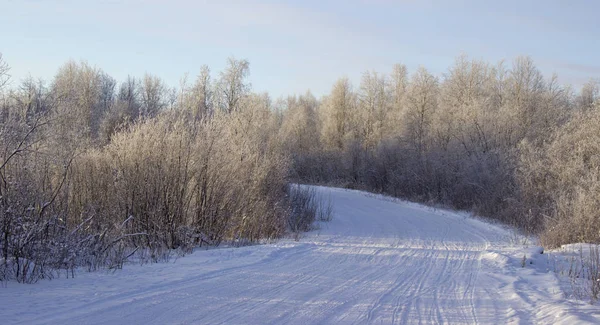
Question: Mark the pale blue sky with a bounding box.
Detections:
[1,0,599,98]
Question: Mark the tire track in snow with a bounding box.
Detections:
[5,186,594,325]
[23,243,317,325]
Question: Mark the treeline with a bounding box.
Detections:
[0,53,598,282]
[0,55,322,283]
[279,56,599,248]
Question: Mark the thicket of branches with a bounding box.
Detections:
[279,55,599,248]
[1,52,598,282]
[0,55,304,283]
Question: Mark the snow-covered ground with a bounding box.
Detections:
[1,186,599,324]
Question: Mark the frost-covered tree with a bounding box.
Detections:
[218,57,250,113]
[404,67,438,157]
[321,77,356,151]
[577,79,599,111]
[0,53,9,91]
[357,71,389,150]
[140,73,167,118]
[52,60,104,139]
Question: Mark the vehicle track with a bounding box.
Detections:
[3,186,592,325]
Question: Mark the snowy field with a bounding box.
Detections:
[1,186,599,324]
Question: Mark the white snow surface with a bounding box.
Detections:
[2,186,600,324]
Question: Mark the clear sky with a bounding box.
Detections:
[1,0,599,98]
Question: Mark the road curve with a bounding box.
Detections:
[1,186,596,324]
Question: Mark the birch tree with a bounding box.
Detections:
[321,77,356,151]
[218,58,250,113]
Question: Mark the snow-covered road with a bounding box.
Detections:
[2,186,599,324]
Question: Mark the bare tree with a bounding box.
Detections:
[140,73,167,118]
[0,54,9,91]
[218,57,250,113]
[98,72,116,114]
[118,76,141,120]
[577,79,599,111]
[505,56,545,144]
[183,65,213,120]
[52,60,103,142]
[280,92,320,152]
[390,63,408,112]
[358,71,389,150]
[321,77,356,151]
[405,67,438,157]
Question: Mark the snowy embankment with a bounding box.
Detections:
[1,186,599,324]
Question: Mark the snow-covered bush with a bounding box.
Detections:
[520,107,600,248]
[0,57,294,282]
[286,185,334,240]
[287,185,319,236]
